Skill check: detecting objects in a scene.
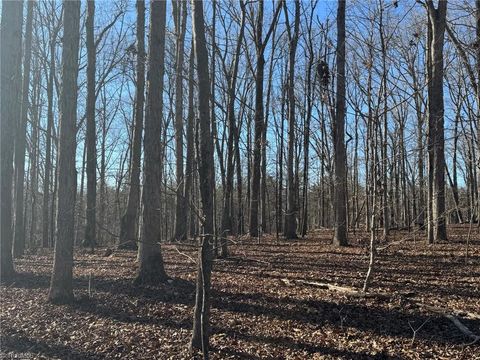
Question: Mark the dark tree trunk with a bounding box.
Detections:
[119,0,145,250]
[173,0,188,242]
[135,0,168,285]
[426,0,447,243]
[30,66,42,248]
[220,1,245,255]
[0,0,23,281]
[48,0,80,303]
[83,0,97,250]
[185,43,195,239]
[284,0,300,240]
[13,0,34,258]
[42,27,57,249]
[190,0,216,355]
[333,0,348,246]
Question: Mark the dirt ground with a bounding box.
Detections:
[1,225,479,359]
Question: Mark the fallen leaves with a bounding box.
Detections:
[1,226,479,359]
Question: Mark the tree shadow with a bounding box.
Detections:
[212,327,403,359]
[212,289,479,346]
[0,327,103,360]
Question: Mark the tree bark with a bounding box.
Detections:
[13,0,34,258]
[185,43,195,239]
[426,0,447,243]
[333,0,348,246]
[0,0,23,281]
[220,1,245,255]
[284,0,301,240]
[173,0,188,242]
[83,0,97,250]
[119,0,145,250]
[48,0,80,303]
[190,0,216,354]
[135,0,168,285]
[42,24,57,249]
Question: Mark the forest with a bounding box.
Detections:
[1,0,479,359]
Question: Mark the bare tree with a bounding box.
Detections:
[426,0,447,243]
[249,0,282,237]
[135,0,168,285]
[190,0,216,354]
[185,43,196,239]
[284,0,301,239]
[0,0,23,281]
[84,0,97,250]
[119,0,145,250]
[333,0,348,246]
[48,0,81,303]
[13,0,34,258]
[173,0,188,242]
[220,0,246,256]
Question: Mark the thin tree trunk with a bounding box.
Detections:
[84,0,97,250]
[190,0,216,354]
[42,28,57,248]
[173,0,188,241]
[30,65,42,248]
[13,0,34,258]
[185,43,195,239]
[119,0,145,250]
[284,0,300,240]
[220,1,245,254]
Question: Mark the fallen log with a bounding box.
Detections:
[413,303,480,344]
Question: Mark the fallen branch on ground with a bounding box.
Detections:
[413,302,480,345]
[280,278,416,299]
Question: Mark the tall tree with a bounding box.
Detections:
[426,0,447,243]
[119,0,145,250]
[190,0,216,354]
[173,0,188,241]
[220,0,246,256]
[83,0,97,249]
[249,0,283,237]
[135,0,168,285]
[333,0,348,246]
[13,0,34,258]
[283,0,301,239]
[48,0,81,303]
[42,7,60,249]
[0,0,23,281]
[185,43,196,239]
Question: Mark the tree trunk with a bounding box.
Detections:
[249,2,264,238]
[284,0,300,240]
[135,0,168,285]
[42,27,57,249]
[173,0,188,241]
[13,0,34,258]
[48,0,80,303]
[30,65,42,248]
[119,0,145,250]
[426,0,447,242]
[379,5,389,237]
[220,1,245,255]
[185,43,195,239]
[0,0,23,281]
[333,0,348,246]
[190,0,216,355]
[83,0,97,250]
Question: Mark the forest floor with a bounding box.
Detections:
[1,225,479,359]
